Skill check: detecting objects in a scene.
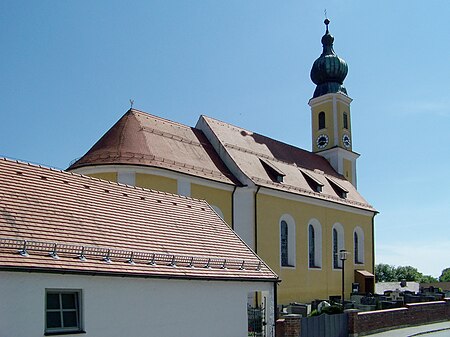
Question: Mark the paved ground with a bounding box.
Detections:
[366,321,450,336]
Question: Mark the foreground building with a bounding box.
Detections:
[0,158,277,337]
[68,20,377,305]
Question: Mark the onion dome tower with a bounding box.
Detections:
[310,18,348,98]
[308,19,359,187]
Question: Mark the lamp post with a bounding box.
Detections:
[338,249,349,307]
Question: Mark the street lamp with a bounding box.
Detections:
[338,249,349,307]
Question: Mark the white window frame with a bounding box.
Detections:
[280,214,296,268]
[45,289,83,335]
[308,218,322,269]
[353,226,365,265]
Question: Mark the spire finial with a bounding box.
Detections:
[324,17,330,34]
[129,99,134,109]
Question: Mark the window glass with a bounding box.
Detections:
[46,312,61,329]
[318,112,326,130]
[63,312,78,328]
[280,220,288,266]
[62,293,76,309]
[333,228,339,268]
[309,225,315,267]
[46,293,60,310]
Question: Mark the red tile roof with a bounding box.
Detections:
[200,116,376,211]
[68,109,240,186]
[0,158,277,281]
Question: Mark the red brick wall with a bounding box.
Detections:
[277,315,301,337]
[348,299,450,336]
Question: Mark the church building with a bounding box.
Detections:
[68,20,377,305]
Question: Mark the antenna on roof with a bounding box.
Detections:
[129,99,134,109]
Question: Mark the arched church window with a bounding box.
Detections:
[343,112,348,129]
[308,219,322,268]
[318,112,326,130]
[281,221,288,266]
[280,215,296,267]
[354,227,364,264]
[332,223,344,269]
[309,225,315,267]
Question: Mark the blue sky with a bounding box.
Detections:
[1,1,449,277]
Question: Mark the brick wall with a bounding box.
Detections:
[348,298,450,336]
[276,314,301,337]
[276,299,450,337]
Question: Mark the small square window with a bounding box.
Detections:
[45,290,83,335]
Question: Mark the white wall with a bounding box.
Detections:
[233,187,256,250]
[0,271,273,337]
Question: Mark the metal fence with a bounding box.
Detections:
[248,303,266,337]
[300,313,348,337]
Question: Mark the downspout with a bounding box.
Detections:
[254,186,261,307]
[231,185,237,230]
[273,280,279,336]
[371,212,377,275]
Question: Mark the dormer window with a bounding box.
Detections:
[326,177,349,199]
[300,169,324,193]
[260,158,285,183]
[318,111,326,130]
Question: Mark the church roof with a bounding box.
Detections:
[199,116,375,211]
[0,158,277,281]
[68,109,240,186]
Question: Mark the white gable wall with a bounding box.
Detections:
[0,271,273,337]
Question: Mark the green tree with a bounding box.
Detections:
[375,264,438,283]
[395,265,422,282]
[375,263,397,282]
[439,268,450,282]
[418,274,438,283]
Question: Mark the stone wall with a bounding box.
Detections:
[276,299,450,337]
[348,298,450,336]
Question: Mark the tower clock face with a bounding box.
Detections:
[342,134,351,148]
[316,134,329,149]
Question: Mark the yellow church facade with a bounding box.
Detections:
[68,20,376,305]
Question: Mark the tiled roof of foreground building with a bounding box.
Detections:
[68,109,241,186]
[0,158,277,281]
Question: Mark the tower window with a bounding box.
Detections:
[343,112,348,129]
[318,111,326,130]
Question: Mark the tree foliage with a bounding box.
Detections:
[439,268,450,282]
[375,264,438,283]
[375,263,397,282]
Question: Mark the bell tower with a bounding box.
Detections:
[309,19,359,187]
